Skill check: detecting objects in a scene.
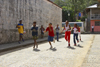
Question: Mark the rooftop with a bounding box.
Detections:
[87,4,97,8]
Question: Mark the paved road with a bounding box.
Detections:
[82,35,100,67]
[0,34,94,67]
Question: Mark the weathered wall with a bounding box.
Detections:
[92,8,100,14]
[0,0,62,44]
[90,20,100,32]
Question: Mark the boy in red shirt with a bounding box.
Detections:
[44,23,54,49]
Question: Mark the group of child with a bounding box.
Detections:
[31,22,59,49]
[61,21,81,47]
[16,20,81,49]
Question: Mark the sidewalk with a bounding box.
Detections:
[82,32,100,34]
[0,34,65,52]
[82,35,100,67]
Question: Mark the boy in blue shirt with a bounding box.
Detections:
[31,21,38,49]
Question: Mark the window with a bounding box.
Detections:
[77,23,82,27]
[95,21,100,26]
[69,23,82,27]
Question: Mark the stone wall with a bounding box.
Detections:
[0,0,62,44]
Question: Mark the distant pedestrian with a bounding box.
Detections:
[91,25,94,32]
[72,24,79,46]
[78,26,81,41]
[31,21,38,49]
[40,25,45,38]
[44,23,54,49]
[61,21,71,47]
[55,24,60,41]
[16,20,24,44]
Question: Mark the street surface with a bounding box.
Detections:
[82,35,100,67]
[0,34,97,67]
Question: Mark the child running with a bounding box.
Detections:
[72,24,79,46]
[16,20,24,44]
[40,25,45,38]
[61,21,71,47]
[55,24,60,41]
[31,21,38,49]
[78,26,81,41]
[44,23,54,49]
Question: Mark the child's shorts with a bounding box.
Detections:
[48,36,54,41]
[33,35,38,40]
[20,33,23,35]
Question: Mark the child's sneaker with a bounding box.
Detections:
[50,46,53,49]
[68,44,70,47]
[33,47,35,49]
[77,40,79,43]
[36,45,38,49]
[74,44,76,46]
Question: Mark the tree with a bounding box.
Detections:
[54,0,97,21]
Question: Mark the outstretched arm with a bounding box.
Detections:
[61,26,65,33]
[44,31,46,33]
[16,24,18,28]
[71,27,74,31]
[44,28,48,33]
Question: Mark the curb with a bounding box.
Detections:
[0,35,65,52]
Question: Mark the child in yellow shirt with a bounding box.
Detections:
[16,20,24,44]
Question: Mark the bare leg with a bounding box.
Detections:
[79,33,81,41]
[41,35,43,38]
[42,35,43,38]
[19,35,21,41]
[79,32,81,41]
[34,40,38,49]
[33,40,36,48]
[21,35,24,42]
[41,34,43,38]
[49,41,53,49]
[20,35,23,40]
[18,34,21,44]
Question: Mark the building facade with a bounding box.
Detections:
[86,4,100,32]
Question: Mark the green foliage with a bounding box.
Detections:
[54,0,97,21]
[62,9,75,22]
[81,16,87,21]
[76,20,82,22]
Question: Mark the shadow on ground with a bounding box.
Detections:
[33,49,40,52]
[50,47,57,51]
[67,46,76,50]
[76,44,84,48]
[0,41,48,56]
[80,41,84,42]
[46,47,57,51]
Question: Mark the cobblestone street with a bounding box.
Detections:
[82,35,100,67]
[0,34,96,67]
